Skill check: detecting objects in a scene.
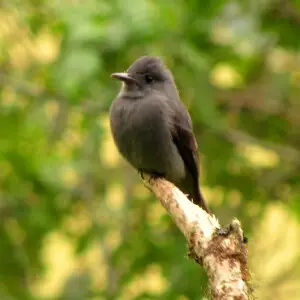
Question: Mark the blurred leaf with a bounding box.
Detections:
[1,1,300,299]
[55,48,100,99]
[60,273,91,300]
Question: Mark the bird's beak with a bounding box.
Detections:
[111,72,136,84]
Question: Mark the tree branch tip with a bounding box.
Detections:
[142,173,249,298]
[231,218,246,242]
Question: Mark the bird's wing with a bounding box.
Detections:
[172,120,200,181]
[171,106,211,212]
[171,102,200,181]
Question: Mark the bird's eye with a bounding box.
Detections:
[145,74,154,84]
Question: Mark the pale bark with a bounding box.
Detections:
[144,176,249,300]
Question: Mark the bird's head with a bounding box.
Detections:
[111,56,179,99]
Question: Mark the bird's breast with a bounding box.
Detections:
[110,99,166,159]
[109,97,185,180]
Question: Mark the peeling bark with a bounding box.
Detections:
[144,176,249,300]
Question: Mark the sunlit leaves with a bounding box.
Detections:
[1,0,300,299]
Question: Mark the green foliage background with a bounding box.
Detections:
[1,1,300,299]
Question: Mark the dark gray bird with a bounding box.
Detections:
[109,56,210,213]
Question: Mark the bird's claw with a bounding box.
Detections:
[149,172,164,179]
[138,170,164,180]
[138,170,145,180]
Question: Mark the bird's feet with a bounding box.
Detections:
[138,170,145,180]
[138,170,165,180]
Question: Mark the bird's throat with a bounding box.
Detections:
[120,83,143,99]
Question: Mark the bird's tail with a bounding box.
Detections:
[179,174,211,213]
[190,187,211,214]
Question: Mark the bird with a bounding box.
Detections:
[109,56,210,213]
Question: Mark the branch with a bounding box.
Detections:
[144,176,249,300]
[223,128,300,163]
[271,0,300,26]
[216,88,300,127]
